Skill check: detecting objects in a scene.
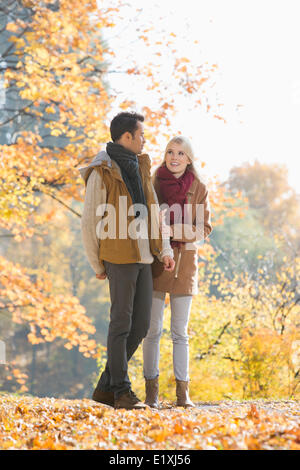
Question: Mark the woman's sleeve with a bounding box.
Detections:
[171,188,213,243]
[150,180,174,261]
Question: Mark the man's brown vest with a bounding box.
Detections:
[83,153,163,264]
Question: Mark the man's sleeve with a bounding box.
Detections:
[81,169,107,275]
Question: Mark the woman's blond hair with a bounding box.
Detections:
[153,136,203,182]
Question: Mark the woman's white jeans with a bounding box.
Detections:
[143,290,193,381]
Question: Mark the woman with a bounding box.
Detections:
[143,136,213,408]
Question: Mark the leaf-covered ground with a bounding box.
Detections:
[0,394,299,450]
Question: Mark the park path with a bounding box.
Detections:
[0,394,299,450]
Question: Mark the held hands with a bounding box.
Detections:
[162,255,175,272]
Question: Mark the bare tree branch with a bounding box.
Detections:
[196,322,231,360]
[41,190,82,218]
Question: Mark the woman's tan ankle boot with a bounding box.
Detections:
[176,380,195,408]
[145,377,159,408]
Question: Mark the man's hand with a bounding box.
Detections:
[162,256,175,272]
[96,272,107,280]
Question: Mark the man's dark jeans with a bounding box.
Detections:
[96,261,153,398]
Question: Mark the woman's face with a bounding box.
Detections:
[165,143,191,178]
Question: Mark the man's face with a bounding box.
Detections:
[123,121,145,154]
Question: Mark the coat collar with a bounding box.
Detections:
[186,178,198,195]
[102,152,151,182]
[79,148,152,188]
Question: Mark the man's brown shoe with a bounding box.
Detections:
[92,387,114,407]
[114,390,147,410]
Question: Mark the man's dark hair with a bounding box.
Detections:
[110,112,144,142]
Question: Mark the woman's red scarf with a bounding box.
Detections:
[156,165,194,249]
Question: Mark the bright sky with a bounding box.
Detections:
[100,0,300,192]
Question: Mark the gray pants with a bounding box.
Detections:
[143,290,193,381]
[97,261,153,398]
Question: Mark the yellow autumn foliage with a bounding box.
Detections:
[120,254,300,401]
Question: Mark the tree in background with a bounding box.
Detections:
[127,252,300,401]
[1,0,112,234]
[210,161,300,284]
[1,200,111,397]
[0,0,113,392]
[226,160,300,245]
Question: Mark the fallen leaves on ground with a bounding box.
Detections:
[0,394,299,450]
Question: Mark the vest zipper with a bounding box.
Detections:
[174,249,182,279]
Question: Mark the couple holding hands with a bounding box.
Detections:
[80,112,212,410]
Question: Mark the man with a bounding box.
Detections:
[79,112,175,410]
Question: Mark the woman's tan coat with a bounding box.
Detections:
[152,175,212,295]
